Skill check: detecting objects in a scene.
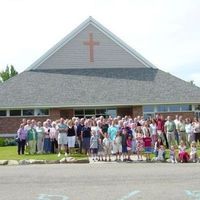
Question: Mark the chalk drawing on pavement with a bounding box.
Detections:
[118,190,140,200]
[37,194,69,200]
[185,190,200,200]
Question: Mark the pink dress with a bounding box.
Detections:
[136,136,144,152]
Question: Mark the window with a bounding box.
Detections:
[194,105,200,111]
[0,110,6,117]
[106,109,117,118]
[144,113,155,120]
[23,109,34,116]
[10,110,21,116]
[75,110,84,116]
[157,105,168,112]
[96,109,106,115]
[85,109,95,115]
[35,108,49,116]
[143,105,154,112]
[169,105,180,112]
[181,105,192,111]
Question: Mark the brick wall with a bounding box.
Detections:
[132,106,143,118]
[117,107,133,117]
[156,112,195,120]
[0,108,62,134]
[60,109,74,119]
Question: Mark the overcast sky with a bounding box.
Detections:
[0,0,199,86]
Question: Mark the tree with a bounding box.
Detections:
[0,65,18,82]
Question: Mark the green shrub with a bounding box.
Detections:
[0,138,17,146]
[0,138,5,146]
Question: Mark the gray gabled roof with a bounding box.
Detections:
[25,16,157,71]
[0,68,200,109]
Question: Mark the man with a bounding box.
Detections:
[177,116,187,145]
[174,115,180,145]
[164,116,176,147]
[57,118,68,157]
[76,118,85,153]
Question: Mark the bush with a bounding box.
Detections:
[0,138,5,146]
[0,138,17,146]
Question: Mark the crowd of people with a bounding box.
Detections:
[16,114,200,163]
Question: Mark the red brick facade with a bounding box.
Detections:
[0,107,196,134]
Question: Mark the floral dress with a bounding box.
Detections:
[136,136,144,152]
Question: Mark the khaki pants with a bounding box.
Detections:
[29,140,36,154]
[178,131,187,144]
[167,132,176,147]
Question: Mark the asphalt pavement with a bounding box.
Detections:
[0,162,199,200]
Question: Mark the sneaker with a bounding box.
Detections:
[57,153,61,157]
[65,152,68,157]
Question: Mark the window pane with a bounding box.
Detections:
[23,109,34,116]
[194,105,200,111]
[10,110,21,116]
[169,105,180,112]
[85,109,95,115]
[106,109,117,118]
[35,109,49,116]
[143,105,154,112]
[96,109,106,115]
[144,113,155,120]
[0,110,6,116]
[75,110,84,115]
[181,105,192,111]
[157,105,168,112]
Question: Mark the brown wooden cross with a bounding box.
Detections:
[83,33,99,62]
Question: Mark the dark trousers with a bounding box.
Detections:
[50,139,58,153]
[18,139,26,155]
[163,132,169,149]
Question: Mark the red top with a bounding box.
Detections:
[143,137,152,147]
[156,119,165,132]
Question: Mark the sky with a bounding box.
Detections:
[0,0,199,86]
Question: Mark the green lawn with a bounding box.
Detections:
[0,146,87,161]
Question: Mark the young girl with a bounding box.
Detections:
[156,145,165,161]
[126,135,132,161]
[143,132,152,161]
[190,141,198,163]
[178,140,190,163]
[136,132,144,161]
[169,145,177,163]
[154,137,163,157]
[97,138,104,161]
[90,130,99,161]
[113,131,122,161]
[103,133,112,161]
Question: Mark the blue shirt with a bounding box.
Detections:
[108,125,118,141]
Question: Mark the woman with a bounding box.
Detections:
[81,120,91,155]
[67,120,76,154]
[50,121,58,154]
[17,123,27,155]
[36,121,45,154]
[43,121,51,153]
[192,117,200,146]
[27,124,37,154]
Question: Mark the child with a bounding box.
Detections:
[90,130,98,161]
[113,131,122,161]
[156,145,165,161]
[136,132,144,161]
[169,145,177,163]
[190,141,198,163]
[154,137,163,157]
[121,128,128,161]
[103,133,112,161]
[143,132,152,161]
[178,140,190,163]
[97,138,104,161]
[126,135,133,161]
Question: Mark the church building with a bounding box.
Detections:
[0,17,200,133]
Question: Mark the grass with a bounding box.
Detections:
[0,146,87,161]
